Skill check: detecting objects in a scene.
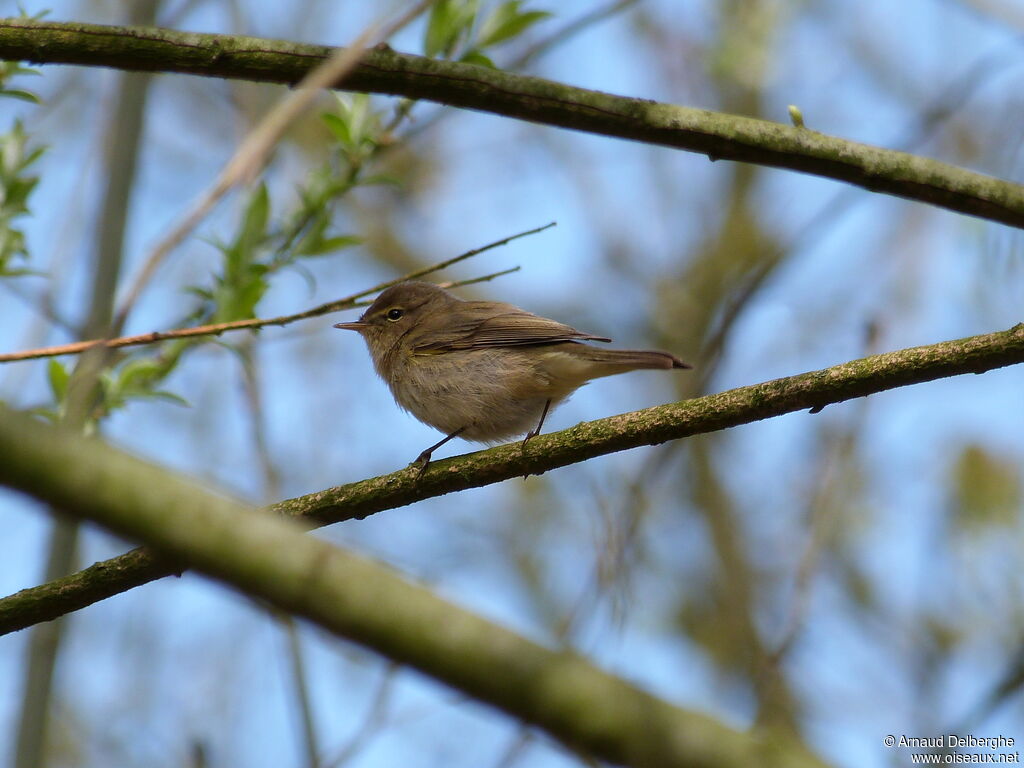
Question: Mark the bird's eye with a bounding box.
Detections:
[386,308,404,321]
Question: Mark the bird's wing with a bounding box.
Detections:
[412,302,610,352]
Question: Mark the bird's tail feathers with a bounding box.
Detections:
[570,345,692,373]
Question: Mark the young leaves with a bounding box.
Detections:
[0,61,42,104]
[423,0,551,65]
[0,121,45,277]
[477,1,551,48]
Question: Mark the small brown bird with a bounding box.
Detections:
[335,281,690,473]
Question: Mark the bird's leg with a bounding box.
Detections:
[519,400,552,481]
[521,399,551,452]
[412,427,465,478]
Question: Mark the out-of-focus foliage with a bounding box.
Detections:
[951,444,1021,532]
[0,121,44,277]
[0,61,42,104]
[425,0,551,65]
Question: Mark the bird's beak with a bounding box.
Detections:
[333,321,368,332]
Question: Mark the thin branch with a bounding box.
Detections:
[335,221,548,310]
[0,222,549,364]
[1,20,1023,228]
[512,0,641,69]
[322,663,399,768]
[766,427,851,667]
[435,266,520,291]
[0,401,830,768]
[279,614,320,768]
[2,322,1023,637]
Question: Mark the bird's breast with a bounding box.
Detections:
[382,348,578,442]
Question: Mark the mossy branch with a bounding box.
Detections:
[2,322,1023,637]
[1,18,1023,228]
[0,404,827,768]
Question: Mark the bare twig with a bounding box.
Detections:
[512,0,641,69]
[342,221,551,307]
[767,323,881,665]
[322,663,399,768]
[280,615,321,768]
[434,266,520,292]
[0,223,550,364]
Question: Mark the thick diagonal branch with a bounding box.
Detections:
[0,405,828,768]
[2,322,1022,637]
[1,19,1023,228]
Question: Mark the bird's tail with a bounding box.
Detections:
[569,345,692,373]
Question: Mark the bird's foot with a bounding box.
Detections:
[410,450,432,479]
[519,431,542,480]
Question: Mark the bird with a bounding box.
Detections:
[335,281,690,474]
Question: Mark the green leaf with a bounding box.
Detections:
[0,61,42,104]
[0,89,41,104]
[477,2,551,48]
[99,370,126,413]
[185,285,214,302]
[205,184,276,320]
[951,444,1021,531]
[219,271,268,321]
[16,5,50,21]
[0,266,45,278]
[424,0,456,57]
[96,355,189,416]
[324,95,380,161]
[0,61,40,77]
[459,49,497,68]
[47,359,69,402]
[239,183,270,253]
[0,121,45,274]
[321,112,351,147]
[149,390,190,407]
[346,94,372,147]
[118,358,162,389]
[424,0,480,58]
[299,234,362,257]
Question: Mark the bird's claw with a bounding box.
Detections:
[410,451,432,479]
